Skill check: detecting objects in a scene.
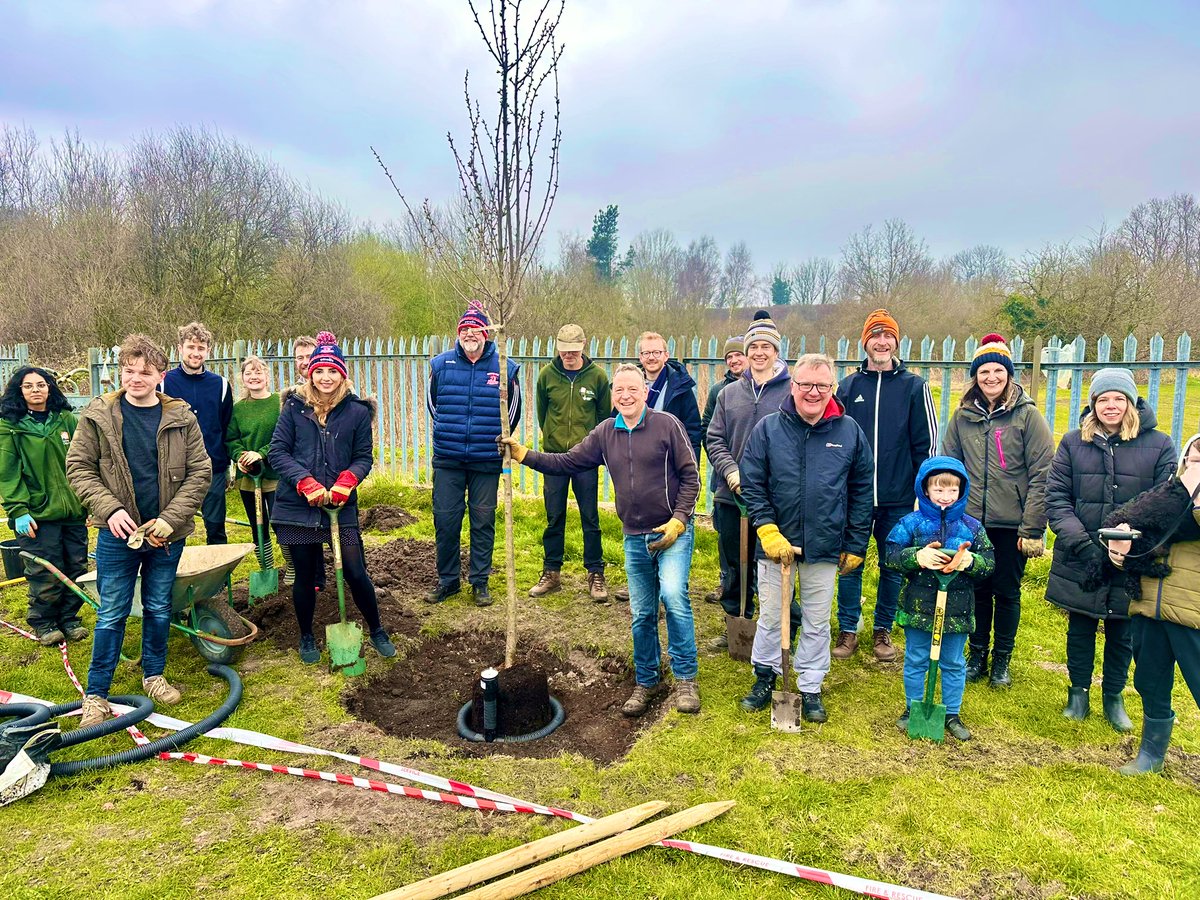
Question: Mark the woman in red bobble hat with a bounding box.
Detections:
[267,331,395,664]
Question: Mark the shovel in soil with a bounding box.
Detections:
[771,549,804,733]
[907,542,971,743]
[726,502,755,663]
[248,472,279,603]
[323,505,365,677]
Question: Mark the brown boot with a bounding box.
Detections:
[614,586,629,602]
[831,631,858,659]
[142,675,182,705]
[528,570,561,598]
[588,571,610,603]
[673,679,701,714]
[78,695,112,729]
[873,628,897,662]
[621,682,666,717]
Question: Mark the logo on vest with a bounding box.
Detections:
[486,372,500,386]
[61,431,71,446]
[579,386,595,401]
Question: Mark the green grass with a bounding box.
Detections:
[2,480,1199,899]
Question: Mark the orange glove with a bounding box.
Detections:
[297,476,327,506]
[327,470,358,507]
[838,552,865,575]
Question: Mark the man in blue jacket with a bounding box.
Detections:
[832,309,937,663]
[426,301,522,607]
[738,353,875,722]
[161,322,233,545]
[636,331,702,463]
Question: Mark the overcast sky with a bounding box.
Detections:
[2,0,1198,270]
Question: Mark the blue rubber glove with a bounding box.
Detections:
[14,514,35,537]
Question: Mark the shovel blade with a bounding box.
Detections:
[248,567,279,601]
[725,614,755,663]
[770,690,803,733]
[906,700,946,742]
[327,621,365,676]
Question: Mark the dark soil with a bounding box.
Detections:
[345,630,664,764]
[358,505,417,531]
[365,538,468,596]
[468,663,553,736]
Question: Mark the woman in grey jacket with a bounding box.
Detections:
[1044,368,1176,730]
[941,335,1054,689]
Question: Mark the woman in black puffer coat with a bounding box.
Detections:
[1044,368,1176,730]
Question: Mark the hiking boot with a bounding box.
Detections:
[739,664,777,712]
[965,644,989,683]
[588,571,610,602]
[529,570,561,598]
[1119,714,1174,776]
[831,631,858,659]
[426,581,461,604]
[801,692,828,723]
[673,679,701,714]
[945,714,972,741]
[78,695,112,729]
[299,633,320,665]
[1062,686,1090,720]
[142,675,182,706]
[896,707,910,732]
[622,682,666,717]
[60,621,88,642]
[369,628,396,659]
[34,625,65,646]
[708,632,729,651]
[873,629,897,662]
[472,584,493,607]
[1103,692,1134,733]
[989,651,1012,688]
[614,586,629,602]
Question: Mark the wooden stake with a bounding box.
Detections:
[494,324,519,669]
[456,801,736,900]
[372,801,669,900]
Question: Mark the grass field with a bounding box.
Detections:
[2,478,1199,900]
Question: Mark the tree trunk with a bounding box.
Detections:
[495,331,519,668]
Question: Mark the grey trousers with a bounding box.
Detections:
[750,559,837,693]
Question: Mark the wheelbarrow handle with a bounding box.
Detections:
[174,615,260,647]
[19,551,99,611]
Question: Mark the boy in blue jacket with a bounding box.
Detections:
[886,456,994,740]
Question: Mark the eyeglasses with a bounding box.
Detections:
[793,381,833,395]
[639,350,665,359]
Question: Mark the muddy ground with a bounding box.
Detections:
[357,504,418,531]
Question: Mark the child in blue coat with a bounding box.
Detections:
[886,456,995,740]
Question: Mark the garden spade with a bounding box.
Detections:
[771,550,804,733]
[323,505,365,676]
[248,472,278,602]
[908,542,971,743]
[725,504,755,663]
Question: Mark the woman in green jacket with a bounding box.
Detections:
[225,356,282,573]
[940,335,1055,689]
[0,366,88,645]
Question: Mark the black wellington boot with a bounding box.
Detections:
[739,664,777,713]
[1118,714,1174,775]
[1062,686,1090,720]
[965,644,989,683]
[988,651,1013,688]
[1102,692,1134,733]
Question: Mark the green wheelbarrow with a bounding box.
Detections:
[70,543,260,666]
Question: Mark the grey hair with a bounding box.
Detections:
[793,353,835,376]
[613,363,646,383]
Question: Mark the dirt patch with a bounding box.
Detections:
[366,538,468,598]
[345,631,662,765]
[358,504,418,531]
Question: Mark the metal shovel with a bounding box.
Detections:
[323,505,365,676]
[771,549,804,732]
[248,472,279,602]
[726,506,755,663]
[908,542,971,743]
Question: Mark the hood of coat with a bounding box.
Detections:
[1177,432,1200,477]
[914,455,971,522]
[742,359,790,389]
[643,358,696,396]
[85,390,192,426]
[1078,396,1160,436]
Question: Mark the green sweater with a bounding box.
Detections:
[0,409,87,525]
[225,394,281,482]
[535,358,612,453]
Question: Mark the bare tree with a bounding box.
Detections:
[839,218,932,303]
[790,256,838,305]
[376,0,564,666]
[945,244,1009,286]
[621,228,682,315]
[718,240,757,316]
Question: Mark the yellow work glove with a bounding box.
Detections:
[915,543,949,570]
[497,436,528,463]
[648,518,686,551]
[838,552,865,575]
[757,524,794,565]
[1017,537,1044,558]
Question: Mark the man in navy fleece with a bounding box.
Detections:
[162,322,233,545]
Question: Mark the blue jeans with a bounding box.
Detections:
[623,522,698,686]
[836,504,907,634]
[86,530,185,698]
[903,628,969,716]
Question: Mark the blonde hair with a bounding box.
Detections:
[239,355,271,400]
[300,379,351,426]
[117,334,169,373]
[1080,403,1140,442]
[793,353,835,377]
[636,331,666,354]
[177,322,214,347]
[293,335,317,352]
[612,363,646,383]
[926,471,963,491]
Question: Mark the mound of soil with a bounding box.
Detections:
[365,538,467,597]
[358,505,418,531]
[345,631,661,764]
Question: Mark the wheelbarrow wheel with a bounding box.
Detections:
[191,599,250,665]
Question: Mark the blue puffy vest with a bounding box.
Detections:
[429,341,521,469]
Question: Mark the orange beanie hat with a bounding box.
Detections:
[861,309,899,346]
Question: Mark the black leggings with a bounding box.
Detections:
[292,538,382,639]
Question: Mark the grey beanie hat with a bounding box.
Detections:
[1089,367,1138,404]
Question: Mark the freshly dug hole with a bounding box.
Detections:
[467,663,553,736]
